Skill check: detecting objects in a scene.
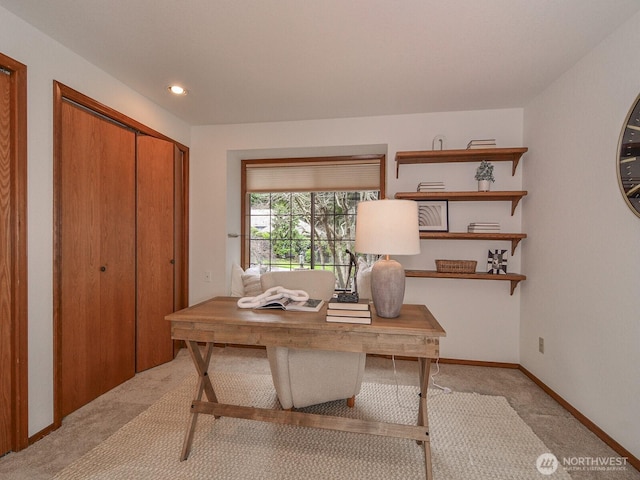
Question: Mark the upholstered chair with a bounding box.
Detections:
[260,270,366,409]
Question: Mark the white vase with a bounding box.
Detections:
[478,179,491,191]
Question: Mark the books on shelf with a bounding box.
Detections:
[326,298,372,324]
[468,222,500,233]
[417,181,445,192]
[467,139,496,149]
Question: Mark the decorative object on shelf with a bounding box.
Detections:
[478,179,492,191]
[355,199,420,318]
[417,200,449,232]
[432,134,446,150]
[617,92,640,218]
[467,139,496,149]
[468,222,500,233]
[475,160,495,191]
[487,249,508,274]
[435,259,477,273]
[417,181,445,192]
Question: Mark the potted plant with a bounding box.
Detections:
[475,160,495,191]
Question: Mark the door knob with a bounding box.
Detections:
[100,266,107,272]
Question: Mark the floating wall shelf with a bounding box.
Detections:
[395,147,528,177]
[394,191,528,216]
[395,146,529,294]
[418,232,527,255]
[405,269,526,295]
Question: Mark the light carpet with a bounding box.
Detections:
[53,373,570,479]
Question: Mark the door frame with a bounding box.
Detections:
[0,53,28,452]
[52,81,189,427]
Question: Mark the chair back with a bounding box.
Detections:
[260,270,336,300]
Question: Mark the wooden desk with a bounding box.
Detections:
[167,296,446,479]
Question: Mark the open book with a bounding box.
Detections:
[257,297,325,312]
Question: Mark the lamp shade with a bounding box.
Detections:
[355,199,420,255]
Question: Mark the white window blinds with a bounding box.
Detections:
[244,156,383,193]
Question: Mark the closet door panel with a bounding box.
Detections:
[60,102,136,416]
[60,102,103,415]
[98,118,136,392]
[136,135,175,372]
[173,145,187,312]
[0,64,12,454]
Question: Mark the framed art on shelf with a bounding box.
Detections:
[487,249,508,274]
[417,200,449,232]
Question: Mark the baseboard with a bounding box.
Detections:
[435,357,638,471]
[518,365,639,472]
[28,423,56,446]
[438,357,520,369]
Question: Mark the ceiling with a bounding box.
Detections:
[2,0,639,126]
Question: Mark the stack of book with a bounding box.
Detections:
[466,139,496,149]
[326,298,372,324]
[417,181,445,192]
[468,222,500,233]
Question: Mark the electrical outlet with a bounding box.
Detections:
[204,271,212,283]
[538,337,544,354]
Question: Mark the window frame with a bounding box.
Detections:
[240,155,386,271]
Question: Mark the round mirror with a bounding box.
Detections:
[618,93,640,217]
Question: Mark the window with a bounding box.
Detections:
[241,155,385,290]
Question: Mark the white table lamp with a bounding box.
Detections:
[355,199,420,318]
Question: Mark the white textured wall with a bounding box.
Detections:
[522,11,640,459]
[0,6,190,436]
[191,109,524,363]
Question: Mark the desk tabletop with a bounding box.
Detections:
[168,297,445,357]
[167,296,445,336]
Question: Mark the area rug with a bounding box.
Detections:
[54,372,570,479]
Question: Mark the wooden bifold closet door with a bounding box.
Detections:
[136,135,176,372]
[0,53,28,455]
[58,101,179,418]
[0,57,13,456]
[59,102,137,417]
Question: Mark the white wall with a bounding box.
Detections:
[191,108,524,363]
[0,6,191,436]
[522,11,640,459]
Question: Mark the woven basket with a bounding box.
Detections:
[435,259,477,273]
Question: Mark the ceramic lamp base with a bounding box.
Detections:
[370,257,405,318]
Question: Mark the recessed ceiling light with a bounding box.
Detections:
[168,85,188,95]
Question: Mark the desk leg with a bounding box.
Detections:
[417,357,433,480]
[181,341,216,461]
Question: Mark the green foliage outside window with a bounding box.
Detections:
[248,190,378,289]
